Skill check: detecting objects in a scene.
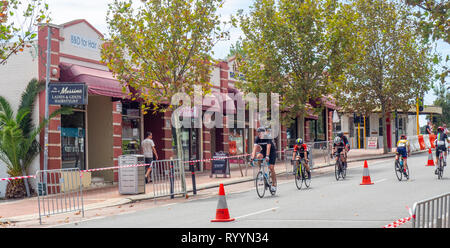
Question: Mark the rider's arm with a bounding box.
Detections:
[266,143,271,159]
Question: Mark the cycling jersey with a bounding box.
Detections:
[293,144,309,158]
[254,136,277,164]
[396,139,409,158]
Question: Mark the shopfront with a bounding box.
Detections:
[61,106,87,170]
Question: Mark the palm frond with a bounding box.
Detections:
[0,96,14,124]
[18,78,43,138]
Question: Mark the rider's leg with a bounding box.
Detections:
[269,164,277,187]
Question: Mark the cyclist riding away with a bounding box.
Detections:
[292,138,311,179]
[251,127,277,192]
[434,126,449,174]
[396,134,410,176]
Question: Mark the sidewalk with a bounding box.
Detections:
[0,148,427,224]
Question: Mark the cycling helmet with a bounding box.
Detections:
[400,134,407,139]
[334,136,342,144]
[296,138,303,145]
[337,132,344,138]
[257,127,266,133]
[438,126,444,132]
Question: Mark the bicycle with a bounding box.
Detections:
[292,157,311,190]
[436,149,445,179]
[394,153,409,181]
[332,149,346,181]
[251,159,276,198]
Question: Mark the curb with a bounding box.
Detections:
[1,150,429,224]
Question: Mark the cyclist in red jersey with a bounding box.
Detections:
[292,138,311,178]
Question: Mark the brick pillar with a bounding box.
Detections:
[202,127,212,170]
[112,101,122,182]
[38,25,61,171]
[46,105,62,170]
[304,120,311,142]
[280,124,287,160]
[162,110,174,160]
[222,116,230,154]
[328,109,333,141]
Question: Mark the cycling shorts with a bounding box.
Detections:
[396,147,407,158]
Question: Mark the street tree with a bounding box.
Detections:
[334,0,435,153]
[102,0,228,160]
[0,0,49,65]
[405,0,449,83]
[234,0,353,127]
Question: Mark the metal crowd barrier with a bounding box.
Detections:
[36,168,84,225]
[412,192,450,228]
[151,159,187,200]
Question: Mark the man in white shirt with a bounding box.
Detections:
[141,132,158,183]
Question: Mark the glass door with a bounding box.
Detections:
[61,110,86,170]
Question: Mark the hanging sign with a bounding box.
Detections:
[48,83,87,105]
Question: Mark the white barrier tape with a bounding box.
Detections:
[184,154,250,164]
[383,206,415,228]
[0,175,37,181]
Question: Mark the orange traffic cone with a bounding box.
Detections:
[211,184,235,222]
[360,160,374,185]
[426,148,435,166]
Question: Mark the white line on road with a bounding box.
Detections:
[373,178,387,183]
[235,207,279,220]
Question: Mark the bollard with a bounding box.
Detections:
[190,162,197,195]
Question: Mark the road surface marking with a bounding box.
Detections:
[374,179,387,183]
[235,207,279,220]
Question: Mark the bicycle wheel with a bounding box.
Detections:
[335,160,340,181]
[268,171,276,195]
[341,161,347,180]
[255,171,266,198]
[394,160,402,181]
[295,164,303,190]
[302,162,311,188]
[438,158,443,179]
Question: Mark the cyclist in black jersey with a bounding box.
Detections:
[251,127,277,192]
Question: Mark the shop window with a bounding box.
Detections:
[122,101,141,154]
[61,110,86,170]
[286,118,298,148]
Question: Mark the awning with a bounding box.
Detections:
[59,62,129,98]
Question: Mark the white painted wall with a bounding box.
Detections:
[0,43,40,197]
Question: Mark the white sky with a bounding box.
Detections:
[45,0,449,125]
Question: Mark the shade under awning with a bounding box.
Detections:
[59,62,129,98]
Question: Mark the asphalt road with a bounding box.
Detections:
[56,152,449,228]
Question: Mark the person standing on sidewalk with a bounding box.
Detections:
[142,132,158,183]
[426,121,432,135]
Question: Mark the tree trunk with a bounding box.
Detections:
[381,107,389,154]
[21,167,31,197]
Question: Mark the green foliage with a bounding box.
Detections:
[234,0,350,125]
[0,0,50,65]
[335,0,435,153]
[102,0,230,112]
[0,79,72,178]
[427,83,450,126]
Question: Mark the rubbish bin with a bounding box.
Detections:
[118,155,146,195]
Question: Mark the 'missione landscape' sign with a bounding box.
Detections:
[48,83,88,105]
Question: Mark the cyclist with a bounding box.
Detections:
[434,126,449,174]
[332,136,347,168]
[292,138,311,179]
[395,134,410,176]
[337,132,350,168]
[251,127,277,192]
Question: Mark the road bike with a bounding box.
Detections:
[394,153,409,181]
[251,159,276,198]
[292,157,311,190]
[436,149,445,179]
[332,149,346,181]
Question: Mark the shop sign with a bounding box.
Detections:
[49,83,87,105]
[70,34,99,51]
[367,137,378,149]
